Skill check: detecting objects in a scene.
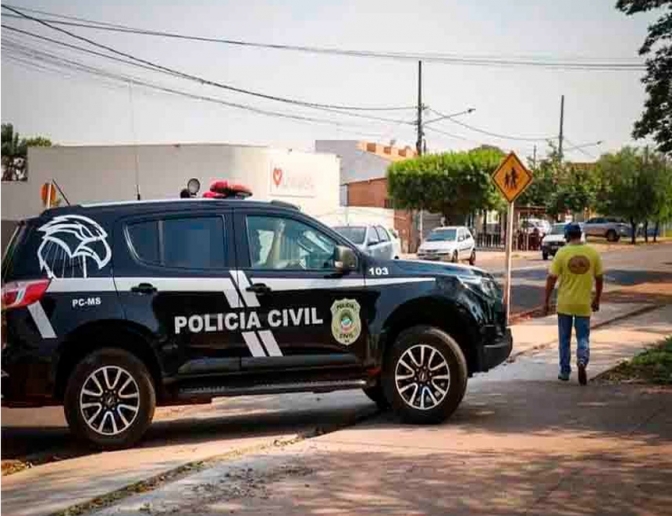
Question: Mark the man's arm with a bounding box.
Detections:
[544,274,558,316]
[592,251,604,312]
[593,275,604,312]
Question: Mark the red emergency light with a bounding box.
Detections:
[203,180,253,199]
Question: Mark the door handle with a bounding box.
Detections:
[131,282,157,294]
[246,283,272,295]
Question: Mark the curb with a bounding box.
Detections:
[507,303,664,363]
[51,405,380,516]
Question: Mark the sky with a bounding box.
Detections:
[0,0,660,162]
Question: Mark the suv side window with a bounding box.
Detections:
[375,226,390,242]
[247,215,337,271]
[127,216,225,269]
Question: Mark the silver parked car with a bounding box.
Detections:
[583,216,630,242]
[333,224,399,260]
[417,226,476,265]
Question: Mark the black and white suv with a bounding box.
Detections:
[2,197,512,449]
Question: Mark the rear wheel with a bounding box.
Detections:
[64,348,156,450]
[606,229,618,242]
[383,326,468,424]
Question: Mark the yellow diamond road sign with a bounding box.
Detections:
[492,151,533,203]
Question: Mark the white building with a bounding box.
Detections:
[1,143,340,247]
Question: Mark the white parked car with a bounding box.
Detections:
[417,226,476,265]
[333,224,399,260]
[541,223,586,260]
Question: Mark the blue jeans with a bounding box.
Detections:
[558,314,591,375]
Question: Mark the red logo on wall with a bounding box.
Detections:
[272,167,283,186]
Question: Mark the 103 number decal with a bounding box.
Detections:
[368,267,389,276]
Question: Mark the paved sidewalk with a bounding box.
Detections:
[94,305,672,516]
[2,304,667,516]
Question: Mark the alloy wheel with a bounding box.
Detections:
[79,366,140,436]
[395,344,450,411]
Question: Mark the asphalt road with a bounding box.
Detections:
[2,243,670,475]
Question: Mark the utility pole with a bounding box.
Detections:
[558,94,565,163]
[416,60,423,156]
[532,144,537,169]
[415,60,424,251]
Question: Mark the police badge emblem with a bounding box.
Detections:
[330,298,361,346]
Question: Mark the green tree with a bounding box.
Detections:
[1,123,52,181]
[617,0,672,153]
[646,152,672,241]
[519,143,598,219]
[387,147,505,224]
[595,147,666,244]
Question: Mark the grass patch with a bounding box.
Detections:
[599,337,672,384]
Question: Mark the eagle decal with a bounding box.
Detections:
[37,215,111,279]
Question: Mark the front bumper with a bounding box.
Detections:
[482,329,513,371]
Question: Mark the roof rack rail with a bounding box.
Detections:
[270,200,300,211]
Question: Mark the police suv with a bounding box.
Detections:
[2,193,512,449]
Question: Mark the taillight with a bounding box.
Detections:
[1,279,51,310]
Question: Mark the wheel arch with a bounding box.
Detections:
[54,320,163,401]
[380,296,480,374]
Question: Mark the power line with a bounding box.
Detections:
[564,137,599,159]
[1,6,415,115]
[429,108,556,142]
[2,24,414,128]
[1,6,647,71]
[2,39,414,133]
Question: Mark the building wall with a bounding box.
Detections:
[346,177,390,208]
[1,144,340,225]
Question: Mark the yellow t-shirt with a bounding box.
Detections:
[550,243,604,317]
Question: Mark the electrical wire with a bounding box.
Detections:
[1,6,415,115]
[2,39,412,134]
[1,6,647,71]
[563,138,599,159]
[428,108,556,142]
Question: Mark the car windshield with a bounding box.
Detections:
[427,229,457,241]
[334,226,366,244]
[551,224,567,235]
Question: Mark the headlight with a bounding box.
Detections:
[458,275,501,299]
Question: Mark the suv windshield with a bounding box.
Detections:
[334,226,366,244]
[550,224,567,235]
[427,229,457,242]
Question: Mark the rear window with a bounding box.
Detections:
[127,216,225,269]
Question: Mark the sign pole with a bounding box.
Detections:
[504,200,515,325]
[490,151,533,327]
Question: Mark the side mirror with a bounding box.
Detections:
[334,246,358,272]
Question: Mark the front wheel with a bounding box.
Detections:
[606,229,618,242]
[383,326,468,424]
[64,348,156,450]
[451,251,458,263]
[469,250,476,266]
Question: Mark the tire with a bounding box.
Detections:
[362,382,391,411]
[64,348,156,450]
[542,251,549,261]
[468,250,476,266]
[382,325,468,425]
[451,251,458,263]
[606,229,617,242]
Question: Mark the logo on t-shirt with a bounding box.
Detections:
[568,255,591,275]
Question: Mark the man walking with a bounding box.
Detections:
[544,223,604,385]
